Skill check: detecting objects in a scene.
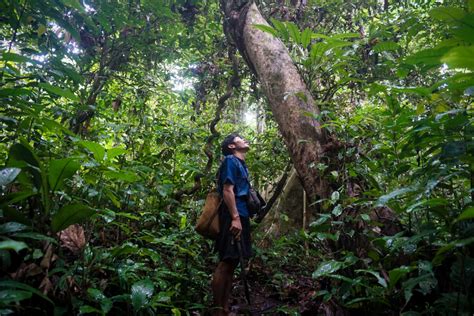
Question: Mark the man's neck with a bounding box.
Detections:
[233,151,246,161]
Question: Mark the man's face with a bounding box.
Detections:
[229,136,250,152]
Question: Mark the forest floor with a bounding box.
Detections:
[227,258,322,315]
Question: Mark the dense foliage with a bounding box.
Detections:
[1,0,473,315]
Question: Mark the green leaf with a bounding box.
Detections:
[388,266,412,288]
[38,83,79,101]
[373,41,400,53]
[1,52,38,64]
[60,0,85,12]
[79,141,106,161]
[332,204,343,216]
[0,168,21,186]
[312,260,344,279]
[301,28,312,48]
[1,190,37,206]
[88,288,113,313]
[405,47,450,68]
[356,269,387,287]
[271,18,289,42]
[433,237,474,264]
[0,290,32,304]
[0,280,53,304]
[131,279,154,311]
[12,232,56,243]
[48,158,80,191]
[455,206,474,222]
[51,203,95,232]
[429,7,466,22]
[286,22,300,43]
[0,240,28,252]
[442,46,474,71]
[252,24,278,37]
[0,222,28,234]
[376,187,416,206]
[8,143,40,170]
[106,148,127,161]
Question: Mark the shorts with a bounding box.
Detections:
[214,204,252,263]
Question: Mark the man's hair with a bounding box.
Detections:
[221,133,241,156]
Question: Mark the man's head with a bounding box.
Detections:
[221,133,249,156]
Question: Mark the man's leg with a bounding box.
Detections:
[212,259,237,315]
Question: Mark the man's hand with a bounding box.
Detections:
[230,216,242,239]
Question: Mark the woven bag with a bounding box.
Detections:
[195,189,222,239]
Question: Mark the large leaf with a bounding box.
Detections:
[404,47,450,68]
[7,142,43,189]
[48,158,80,191]
[454,206,474,222]
[252,24,278,37]
[356,269,387,287]
[131,279,154,311]
[51,203,95,232]
[0,168,21,186]
[429,7,466,22]
[0,240,28,252]
[0,222,28,234]
[388,266,413,289]
[38,83,80,102]
[376,187,416,206]
[0,280,53,304]
[79,141,106,161]
[373,41,400,53]
[442,46,474,71]
[106,148,127,161]
[312,260,345,279]
[87,288,113,313]
[1,52,38,64]
[301,28,312,48]
[0,290,32,304]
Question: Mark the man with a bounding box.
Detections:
[212,133,252,316]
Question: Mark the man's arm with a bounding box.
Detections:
[223,183,242,238]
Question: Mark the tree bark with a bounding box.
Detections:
[222,1,330,200]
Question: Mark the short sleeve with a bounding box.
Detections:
[220,156,239,186]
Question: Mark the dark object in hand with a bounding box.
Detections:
[247,188,266,218]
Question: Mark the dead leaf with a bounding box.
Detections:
[58,224,86,255]
[40,243,54,269]
[39,276,53,295]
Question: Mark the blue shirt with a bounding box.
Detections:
[218,155,250,217]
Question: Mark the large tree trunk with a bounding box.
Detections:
[222,1,331,200]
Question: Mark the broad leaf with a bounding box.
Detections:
[0,222,28,234]
[442,46,474,70]
[0,240,28,252]
[39,83,80,101]
[131,279,154,311]
[252,24,277,37]
[373,41,400,53]
[79,141,106,161]
[0,280,53,304]
[0,167,21,186]
[7,142,43,189]
[51,203,95,232]
[429,7,466,22]
[0,290,32,304]
[455,206,474,222]
[48,158,80,191]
